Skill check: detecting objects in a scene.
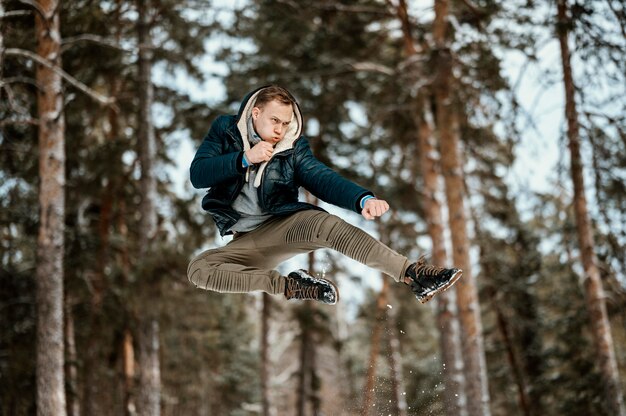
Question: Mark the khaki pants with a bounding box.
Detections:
[187,210,411,295]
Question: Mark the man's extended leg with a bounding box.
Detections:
[260,210,462,303]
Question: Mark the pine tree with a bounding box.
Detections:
[556,1,625,414]
[432,1,491,414]
[34,0,68,414]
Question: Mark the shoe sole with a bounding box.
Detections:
[419,269,463,304]
[325,278,340,305]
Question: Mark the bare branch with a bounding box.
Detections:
[1,83,31,115]
[61,34,133,53]
[5,47,116,107]
[348,61,395,76]
[1,10,32,19]
[0,76,39,88]
[0,117,39,127]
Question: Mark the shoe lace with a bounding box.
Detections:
[415,256,446,277]
[286,277,319,300]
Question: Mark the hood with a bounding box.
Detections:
[235,86,303,187]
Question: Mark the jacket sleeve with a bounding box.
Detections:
[294,138,374,213]
[189,115,245,189]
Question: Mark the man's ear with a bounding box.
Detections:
[252,106,260,120]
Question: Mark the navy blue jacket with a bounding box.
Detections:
[190,87,373,236]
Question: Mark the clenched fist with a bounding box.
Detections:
[361,198,390,220]
[245,141,274,164]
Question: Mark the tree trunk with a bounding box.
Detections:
[138,320,160,416]
[296,304,312,416]
[136,0,161,413]
[137,0,157,254]
[123,328,137,416]
[0,2,5,81]
[439,108,491,416]
[433,2,491,414]
[65,302,80,416]
[362,275,389,415]
[556,2,625,414]
[385,307,407,416]
[392,0,467,411]
[35,0,67,414]
[417,96,466,416]
[309,331,320,416]
[117,199,137,416]
[261,293,272,416]
[490,292,531,416]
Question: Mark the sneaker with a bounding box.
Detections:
[405,257,463,304]
[284,269,339,305]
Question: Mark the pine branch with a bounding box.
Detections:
[61,34,133,53]
[4,47,116,107]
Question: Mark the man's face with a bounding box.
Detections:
[251,100,293,144]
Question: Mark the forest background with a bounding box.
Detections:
[1,0,625,415]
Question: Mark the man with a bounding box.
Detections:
[187,85,462,305]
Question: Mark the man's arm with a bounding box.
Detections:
[189,116,245,189]
[294,138,377,215]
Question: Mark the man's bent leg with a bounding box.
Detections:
[187,232,287,295]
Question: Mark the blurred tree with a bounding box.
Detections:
[432,1,491,414]
[556,0,625,414]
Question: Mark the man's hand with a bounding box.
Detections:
[361,198,390,220]
[245,141,274,164]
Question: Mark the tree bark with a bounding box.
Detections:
[417,96,466,416]
[309,330,320,416]
[136,0,161,413]
[123,328,137,416]
[433,2,491,414]
[362,275,389,415]
[385,306,407,416]
[261,293,272,416]
[1,2,5,83]
[490,292,531,416]
[65,302,80,416]
[117,199,137,416]
[390,1,468,412]
[296,308,312,416]
[35,0,67,414]
[556,2,626,414]
[137,0,157,254]
[138,320,160,416]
